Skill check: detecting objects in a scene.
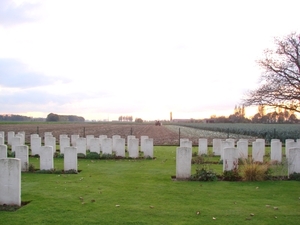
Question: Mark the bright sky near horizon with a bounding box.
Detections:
[0,0,299,121]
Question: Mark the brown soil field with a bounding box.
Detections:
[0,123,186,145]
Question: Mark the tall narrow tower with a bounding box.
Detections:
[170,112,172,121]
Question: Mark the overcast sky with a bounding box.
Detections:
[0,0,299,121]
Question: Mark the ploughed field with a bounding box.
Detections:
[0,122,257,145]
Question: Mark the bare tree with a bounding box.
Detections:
[243,32,300,112]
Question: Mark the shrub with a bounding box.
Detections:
[222,168,242,181]
[28,163,35,172]
[240,158,270,181]
[86,152,100,159]
[7,151,15,158]
[100,153,114,159]
[190,165,217,181]
[64,169,78,174]
[191,155,205,164]
[289,172,300,181]
[77,153,86,159]
[56,153,64,158]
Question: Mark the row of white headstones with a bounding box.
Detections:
[176,138,300,179]
[0,131,155,169]
[0,131,154,206]
[1,131,300,206]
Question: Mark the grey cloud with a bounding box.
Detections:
[0,59,70,88]
[0,0,40,26]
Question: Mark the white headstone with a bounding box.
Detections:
[0,158,21,206]
[0,131,4,144]
[252,141,264,162]
[60,137,70,154]
[40,146,54,170]
[15,145,29,171]
[140,135,149,152]
[64,147,77,172]
[0,144,7,159]
[11,136,21,153]
[237,140,248,159]
[288,147,300,175]
[128,138,139,158]
[198,138,208,155]
[90,138,100,154]
[115,138,125,157]
[101,138,112,155]
[213,139,222,156]
[0,136,4,145]
[112,135,121,153]
[221,140,234,160]
[45,136,56,156]
[86,135,94,150]
[180,138,189,146]
[143,138,153,158]
[31,136,41,156]
[223,147,238,171]
[30,134,39,145]
[256,138,265,156]
[176,147,192,179]
[76,138,87,155]
[7,131,15,145]
[71,134,80,146]
[99,135,108,151]
[271,139,282,162]
[285,139,299,159]
[17,131,25,145]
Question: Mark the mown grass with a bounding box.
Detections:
[1,146,299,225]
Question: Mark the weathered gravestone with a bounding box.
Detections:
[31,136,41,156]
[60,137,70,154]
[112,135,121,153]
[0,158,21,206]
[0,136,4,145]
[76,138,87,155]
[237,139,248,159]
[86,135,94,150]
[7,131,15,145]
[252,141,264,162]
[101,138,112,155]
[71,134,80,146]
[0,131,4,144]
[11,136,21,153]
[271,139,282,163]
[45,136,56,156]
[176,147,192,179]
[223,147,238,172]
[64,147,77,172]
[128,138,139,158]
[198,138,208,155]
[288,147,300,176]
[115,138,125,157]
[221,140,234,160]
[89,138,100,154]
[40,146,54,170]
[256,138,266,156]
[99,135,108,151]
[285,139,300,159]
[213,139,222,156]
[0,144,7,159]
[15,145,29,171]
[143,138,153,158]
[140,135,149,153]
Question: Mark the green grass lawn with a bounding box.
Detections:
[1,146,300,225]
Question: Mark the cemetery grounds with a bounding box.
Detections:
[0,122,300,224]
